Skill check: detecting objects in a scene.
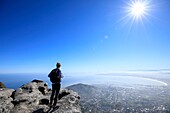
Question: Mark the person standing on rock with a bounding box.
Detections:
[48,62,63,107]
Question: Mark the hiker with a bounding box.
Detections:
[48,62,63,107]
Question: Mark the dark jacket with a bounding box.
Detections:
[48,68,63,83]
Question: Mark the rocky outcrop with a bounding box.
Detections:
[0,88,14,113]
[0,80,81,113]
[55,89,81,113]
[0,82,6,88]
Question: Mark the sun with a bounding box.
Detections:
[117,0,153,34]
[131,1,146,17]
[127,0,149,20]
[128,0,148,18]
[118,0,152,28]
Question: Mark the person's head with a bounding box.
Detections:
[56,62,61,68]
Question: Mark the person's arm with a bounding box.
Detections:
[58,70,64,78]
[61,72,64,78]
[48,70,53,77]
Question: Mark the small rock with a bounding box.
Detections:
[0,82,6,88]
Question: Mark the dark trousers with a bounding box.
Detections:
[50,83,61,106]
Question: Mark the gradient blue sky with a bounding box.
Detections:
[0,0,170,73]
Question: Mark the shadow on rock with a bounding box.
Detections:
[46,106,59,113]
[33,108,45,113]
[58,90,70,100]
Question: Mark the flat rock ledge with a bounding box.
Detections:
[0,80,81,113]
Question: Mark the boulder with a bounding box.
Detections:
[12,80,49,106]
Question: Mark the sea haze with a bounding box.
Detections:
[0,72,169,89]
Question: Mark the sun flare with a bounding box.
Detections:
[128,0,149,20]
[116,0,154,35]
[119,0,152,28]
[131,1,146,17]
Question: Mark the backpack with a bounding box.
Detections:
[49,69,61,83]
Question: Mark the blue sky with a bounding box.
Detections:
[0,0,170,74]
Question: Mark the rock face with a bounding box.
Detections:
[0,88,14,113]
[0,80,81,113]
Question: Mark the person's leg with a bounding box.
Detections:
[50,84,56,105]
[53,83,61,106]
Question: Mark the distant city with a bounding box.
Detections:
[67,74,170,113]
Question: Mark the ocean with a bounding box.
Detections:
[0,73,93,89]
[0,73,169,89]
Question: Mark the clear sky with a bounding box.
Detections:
[0,0,170,74]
